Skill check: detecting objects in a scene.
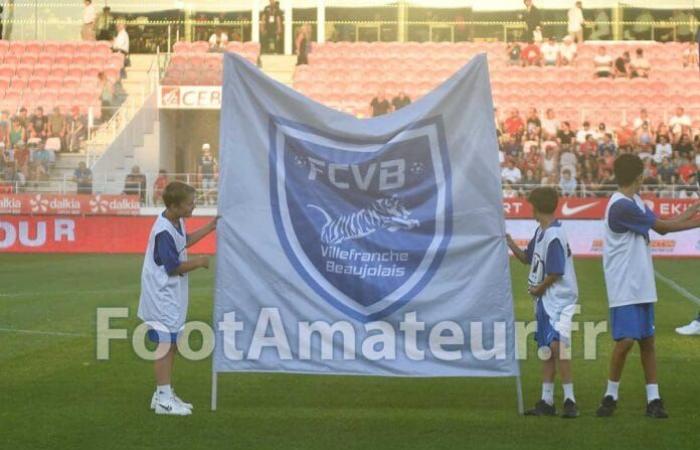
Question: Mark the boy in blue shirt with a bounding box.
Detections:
[597,154,699,418]
[507,187,579,418]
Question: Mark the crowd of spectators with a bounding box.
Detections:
[497,106,700,198]
[0,106,88,189]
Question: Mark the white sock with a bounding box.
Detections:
[646,384,660,403]
[563,383,575,402]
[157,384,172,399]
[605,380,619,400]
[542,382,555,405]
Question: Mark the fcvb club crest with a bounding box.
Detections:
[269,116,452,321]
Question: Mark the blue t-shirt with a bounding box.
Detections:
[607,198,657,241]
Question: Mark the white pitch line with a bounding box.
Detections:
[655,270,700,307]
[0,327,88,338]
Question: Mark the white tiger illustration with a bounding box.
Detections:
[307,195,420,245]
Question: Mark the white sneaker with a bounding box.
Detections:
[154,396,192,416]
[151,391,193,410]
[675,320,700,335]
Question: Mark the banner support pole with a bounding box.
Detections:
[515,375,524,415]
[211,370,218,411]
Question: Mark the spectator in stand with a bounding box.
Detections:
[567,1,585,43]
[593,46,613,78]
[575,121,593,144]
[31,141,54,181]
[682,41,699,69]
[81,0,96,41]
[98,71,115,122]
[632,108,652,132]
[504,109,525,139]
[557,121,576,146]
[541,108,559,139]
[522,168,539,187]
[579,134,597,157]
[521,40,542,67]
[3,162,25,189]
[675,133,694,159]
[655,123,671,145]
[597,133,616,155]
[391,92,411,111]
[501,159,522,184]
[669,106,692,138]
[507,42,522,66]
[559,35,578,66]
[260,0,283,54]
[73,161,92,194]
[209,28,229,52]
[16,107,29,130]
[0,110,9,148]
[29,107,48,140]
[370,92,391,117]
[559,168,577,196]
[631,10,653,40]
[522,0,542,42]
[677,156,696,184]
[616,121,635,148]
[67,107,87,153]
[502,133,522,159]
[630,48,650,78]
[48,107,66,151]
[613,51,631,78]
[540,37,559,66]
[124,165,147,204]
[525,107,541,136]
[198,143,218,206]
[541,146,558,181]
[8,117,25,149]
[589,9,610,40]
[295,24,312,66]
[152,170,169,206]
[654,135,673,163]
[96,6,115,41]
[13,141,29,177]
[642,158,659,185]
[112,21,130,76]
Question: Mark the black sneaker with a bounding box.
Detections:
[561,398,579,418]
[524,400,556,416]
[596,395,617,417]
[646,399,669,419]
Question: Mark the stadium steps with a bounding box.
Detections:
[120,54,156,100]
[260,55,296,87]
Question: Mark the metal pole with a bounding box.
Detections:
[516,375,524,415]
[168,24,171,52]
[252,0,261,43]
[284,0,293,55]
[211,371,218,411]
[316,0,325,44]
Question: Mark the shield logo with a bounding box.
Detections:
[270,116,452,321]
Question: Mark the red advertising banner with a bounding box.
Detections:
[0,216,216,253]
[503,197,697,219]
[0,194,140,216]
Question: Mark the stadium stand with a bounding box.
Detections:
[161,41,260,85]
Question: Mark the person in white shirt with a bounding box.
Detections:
[632,108,652,132]
[567,1,585,43]
[630,48,651,78]
[81,0,96,41]
[593,46,613,78]
[208,29,229,52]
[540,37,560,66]
[541,108,559,138]
[596,154,700,419]
[501,159,522,184]
[559,35,577,66]
[112,22,129,54]
[653,135,672,163]
[575,121,592,144]
[668,106,692,137]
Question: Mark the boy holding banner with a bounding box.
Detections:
[507,187,580,418]
[137,181,218,416]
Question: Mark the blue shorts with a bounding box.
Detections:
[147,329,180,343]
[610,303,655,341]
[535,299,560,348]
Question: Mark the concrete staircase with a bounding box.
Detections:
[260,54,297,87]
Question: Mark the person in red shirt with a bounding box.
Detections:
[616,122,635,148]
[578,134,597,157]
[677,157,696,183]
[521,41,542,66]
[152,170,170,205]
[504,109,525,138]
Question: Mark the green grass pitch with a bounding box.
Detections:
[1,254,699,449]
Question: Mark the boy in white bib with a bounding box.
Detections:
[596,154,700,419]
[507,187,579,418]
[138,181,218,416]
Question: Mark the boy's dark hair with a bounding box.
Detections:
[613,154,644,187]
[162,181,195,208]
[527,187,559,214]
